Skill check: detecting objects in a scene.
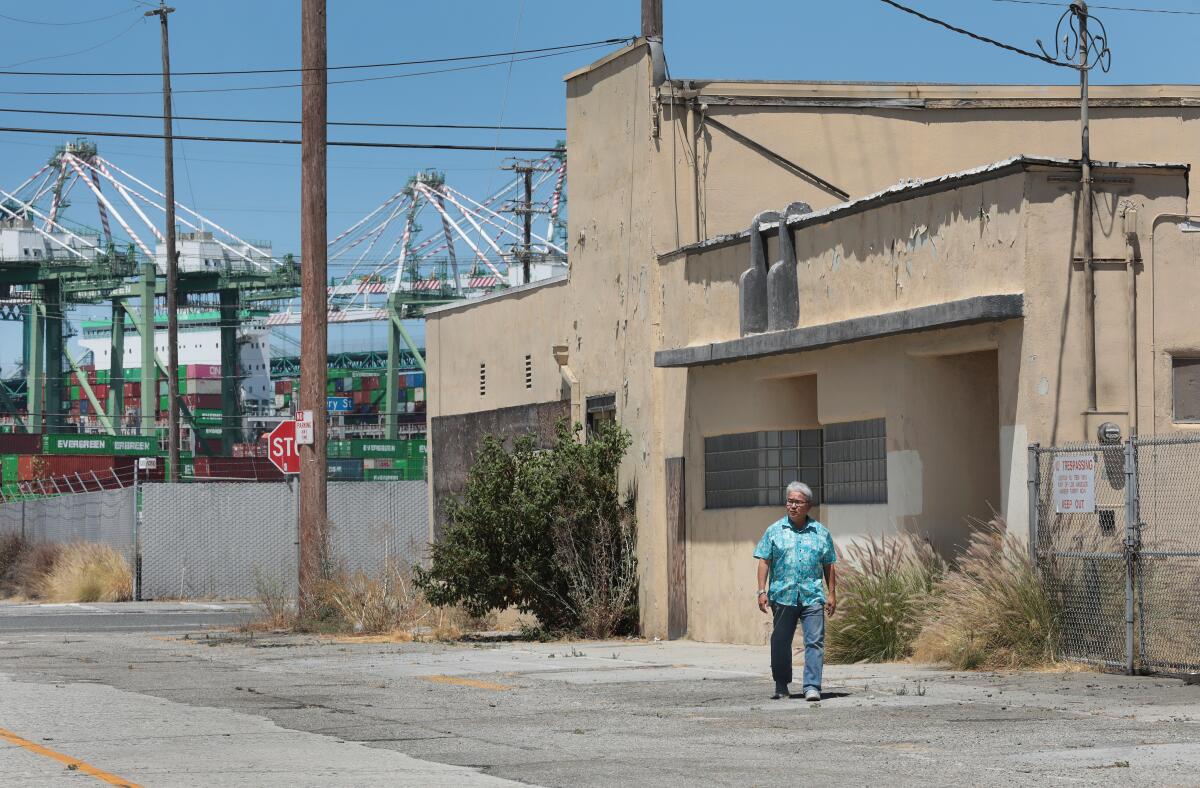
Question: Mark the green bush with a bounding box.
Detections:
[826,534,944,663]
[416,420,638,637]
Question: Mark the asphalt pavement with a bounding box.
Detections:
[2,602,1200,786]
[0,601,255,633]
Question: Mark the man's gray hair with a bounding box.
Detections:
[786,481,813,502]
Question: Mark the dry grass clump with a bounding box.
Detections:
[913,520,1058,670]
[0,532,28,596]
[826,534,945,664]
[7,541,61,599]
[39,543,133,603]
[249,561,485,641]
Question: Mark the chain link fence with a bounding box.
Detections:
[1032,434,1200,675]
[0,487,137,569]
[139,481,428,600]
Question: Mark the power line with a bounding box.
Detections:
[992,0,1200,14]
[0,44,619,97]
[0,17,146,69]
[0,124,563,153]
[0,38,633,78]
[877,0,1075,68]
[0,6,139,26]
[0,107,565,132]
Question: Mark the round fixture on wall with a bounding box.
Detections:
[1097,422,1122,444]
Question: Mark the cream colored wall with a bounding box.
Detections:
[667,90,1200,238]
[666,167,1188,643]
[426,279,569,420]
[679,324,1009,643]
[426,44,1200,640]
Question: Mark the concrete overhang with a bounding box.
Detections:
[657,156,1189,261]
[654,294,1024,369]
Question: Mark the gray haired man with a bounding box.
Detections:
[754,481,837,700]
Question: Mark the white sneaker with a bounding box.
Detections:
[804,688,820,702]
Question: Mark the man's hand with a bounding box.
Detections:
[825,596,836,618]
[757,593,770,614]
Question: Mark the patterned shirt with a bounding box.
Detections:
[753,516,836,608]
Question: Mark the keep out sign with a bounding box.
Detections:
[1052,454,1097,514]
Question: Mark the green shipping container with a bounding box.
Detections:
[43,434,156,456]
[1,454,18,484]
[350,439,406,458]
[194,409,223,425]
[364,469,404,482]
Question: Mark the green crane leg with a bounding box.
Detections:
[42,281,63,435]
[219,287,239,455]
[385,296,400,439]
[139,261,156,438]
[24,297,42,434]
[109,298,125,428]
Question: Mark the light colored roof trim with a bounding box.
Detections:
[659,156,1188,260]
[424,274,569,318]
[663,80,1200,101]
[562,40,646,83]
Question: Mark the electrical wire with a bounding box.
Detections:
[0,125,562,152]
[877,0,1076,68]
[992,0,1200,13]
[0,44,617,97]
[0,106,565,132]
[0,38,633,78]
[0,17,147,70]
[0,6,138,26]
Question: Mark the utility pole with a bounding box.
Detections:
[641,0,663,39]
[521,167,533,284]
[1076,0,1097,414]
[298,0,329,617]
[146,1,180,481]
[502,159,549,284]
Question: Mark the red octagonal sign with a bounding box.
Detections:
[268,420,301,475]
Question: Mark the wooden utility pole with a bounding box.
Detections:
[1076,0,1097,413]
[522,167,533,284]
[298,0,329,616]
[641,0,663,38]
[146,2,179,481]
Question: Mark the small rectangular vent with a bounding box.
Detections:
[479,362,486,397]
[524,354,533,389]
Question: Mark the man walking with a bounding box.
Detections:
[754,481,836,701]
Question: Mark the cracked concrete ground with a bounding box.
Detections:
[1,604,1199,786]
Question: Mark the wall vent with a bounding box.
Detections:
[524,355,533,389]
[479,362,487,397]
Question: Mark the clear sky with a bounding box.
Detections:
[0,0,1194,364]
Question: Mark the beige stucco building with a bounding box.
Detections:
[426,40,1200,644]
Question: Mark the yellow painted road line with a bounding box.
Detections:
[420,674,515,691]
[0,726,143,788]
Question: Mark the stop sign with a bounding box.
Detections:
[267,420,301,474]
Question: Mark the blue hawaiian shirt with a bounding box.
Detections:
[753,516,836,608]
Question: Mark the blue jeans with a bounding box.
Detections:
[770,602,825,693]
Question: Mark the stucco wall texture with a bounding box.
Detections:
[427,40,1200,644]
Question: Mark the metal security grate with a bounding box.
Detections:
[704,429,822,509]
[822,418,887,504]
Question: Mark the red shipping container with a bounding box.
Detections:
[193,456,283,481]
[181,393,222,410]
[0,433,44,454]
[186,364,222,380]
[362,376,379,391]
[93,384,108,399]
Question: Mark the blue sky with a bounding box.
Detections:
[0,0,1194,364]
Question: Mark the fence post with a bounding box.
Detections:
[133,461,141,601]
[1027,444,1040,569]
[1123,435,1138,675]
